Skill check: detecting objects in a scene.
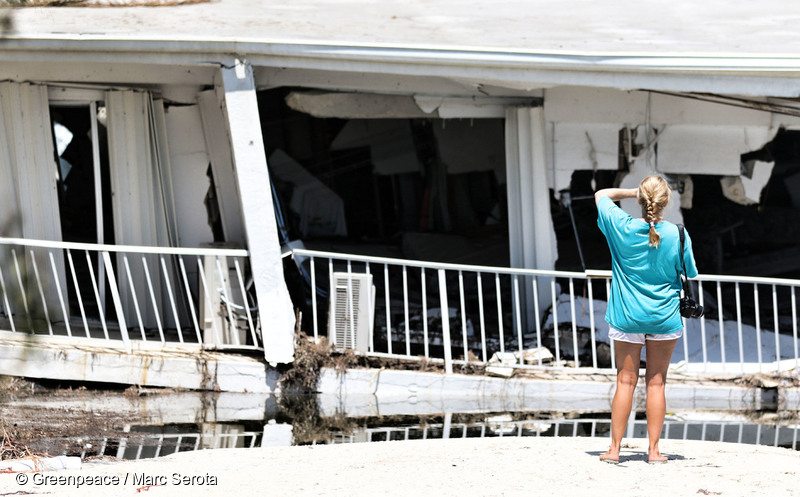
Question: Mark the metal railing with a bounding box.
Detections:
[291,248,800,374]
[49,417,800,459]
[53,428,263,461]
[0,237,260,350]
[317,416,800,451]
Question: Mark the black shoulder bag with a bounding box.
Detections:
[677,224,704,318]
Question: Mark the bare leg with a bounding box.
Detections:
[644,338,678,462]
[600,340,643,463]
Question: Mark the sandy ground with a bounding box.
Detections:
[0,437,797,497]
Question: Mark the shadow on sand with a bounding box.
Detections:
[585,450,688,465]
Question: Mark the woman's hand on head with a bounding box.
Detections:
[595,188,640,203]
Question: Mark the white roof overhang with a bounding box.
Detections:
[2,37,800,97]
[6,0,800,97]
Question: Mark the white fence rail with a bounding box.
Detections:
[319,417,800,451]
[0,237,261,350]
[53,428,263,461]
[291,248,800,375]
[47,418,800,459]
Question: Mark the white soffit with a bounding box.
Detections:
[657,125,773,175]
[545,86,774,126]
[414,96,536,118]
[286,91,430,119]
[650,93,772,126]
[545,87,647,124]
[285,91,537,119]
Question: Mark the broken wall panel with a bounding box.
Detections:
[545,86,779,194]
[163,104,215,248]
[720,160,775,206]
[198,89,246,247]
[743,161,775,203]
[552,122,620,192]
[657,125,774,175]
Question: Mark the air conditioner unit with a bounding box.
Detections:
[328,272,374,353]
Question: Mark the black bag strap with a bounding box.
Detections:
[677,224,693,298]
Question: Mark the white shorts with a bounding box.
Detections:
[608,326,682,345]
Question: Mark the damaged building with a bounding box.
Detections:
[0,1,798,390]
[273,88,800,275]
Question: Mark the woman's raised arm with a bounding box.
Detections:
[594,188,639,204]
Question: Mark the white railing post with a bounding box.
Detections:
[438,269,453,374]
[421,268,429,358]
[8,232,794,373]
[0,236,261,350]
[402,265,410,356]
[102,251,130,348]
[310,256,318,340]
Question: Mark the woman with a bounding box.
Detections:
[594,175,698,464]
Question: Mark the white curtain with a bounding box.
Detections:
[0,82,65,327]
[106,90,176,331]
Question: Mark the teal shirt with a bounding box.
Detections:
[596,196,699,334]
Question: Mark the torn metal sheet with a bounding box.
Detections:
[720,160,775,205]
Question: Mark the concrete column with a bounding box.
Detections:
[505,107,558,325]
[219,60,295,365]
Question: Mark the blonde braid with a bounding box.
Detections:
[638,176,671,248]
[645,197,661,247]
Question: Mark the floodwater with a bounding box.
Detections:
[3,389,798,462]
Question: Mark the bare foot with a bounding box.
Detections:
[599,450,620,464]
[647,451,668,464]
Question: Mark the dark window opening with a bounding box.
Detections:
[258,88,508,264]
[50,103,113,320]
